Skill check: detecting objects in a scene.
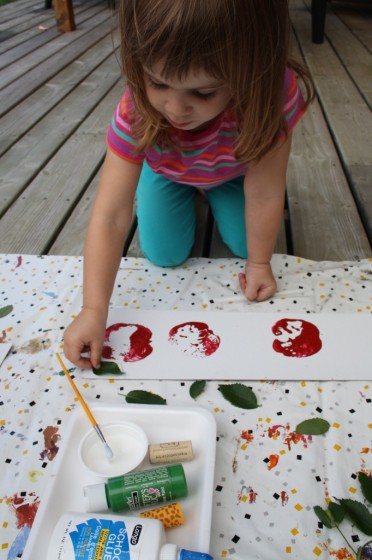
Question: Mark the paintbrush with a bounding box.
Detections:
[56,352,114,461]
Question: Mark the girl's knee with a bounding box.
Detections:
[142,243,192,267]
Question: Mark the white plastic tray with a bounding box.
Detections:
[22,403,216,559]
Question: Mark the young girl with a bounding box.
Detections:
[64,0,314,369]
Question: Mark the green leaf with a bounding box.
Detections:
[189,380,206,400]
[314,505,334,529]
[359,473,372,505]
[337,499,372,536]
[92,361,123,376]
[0,305,13,318]
[328,501,346,524]
[218,383,259,409]
[295,418,330,435]
[125,390,167,405]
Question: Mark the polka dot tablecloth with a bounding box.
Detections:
[0,254,371,559]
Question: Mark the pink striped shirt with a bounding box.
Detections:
[107,68,305,189]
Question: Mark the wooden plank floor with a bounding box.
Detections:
[0,0,371,260]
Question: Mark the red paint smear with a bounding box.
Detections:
[15,256,22,269]
[103,323,153,363]
[267,454,279,470]
[284,431,310,451]
[40,425,60,461]
[168,322,220,357]
[280,491,289,506]
[9,493,40,529]
[248,489,258,503]
[272,318,322,358]
[241,430,254,443]
[268,424,287,438]
[329,548,353,559]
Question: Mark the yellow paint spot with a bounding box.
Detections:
[240,495,248,503]
[266,417,271,423]
[1,543,9,550]
[0,420,5,426]
[319,283,325,286]
[65,407,72,412]
[357,309,363,313]
[318,387,323,392]
[332,422,340,429]
[333,444,341,451]
[22,450,28,455]
[294,504,303,511]
[286,546,292,553]
[320,294,325,299]
[368,424,372,429]
[297,258,302,263]
[221,551,228,558]
[313,546,322,556]
[240,444,247,451]
[29,470,43,483]
[2,522,8,528]
[213,407,220,413]
[291,489,297,494]
[291,528,299,536]
[18,410,23,414]
[280,449,287,455]
[202,304,208,309]
[83,383,89,388]
[300,401,307,407]
[300,381,306,387]
[349,487,357,494]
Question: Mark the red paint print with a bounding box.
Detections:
[168,322,220,358]
[103,323,153,363]
[272,318,322,358]
[8,493,40,529]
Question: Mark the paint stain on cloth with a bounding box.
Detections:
[40,425,60,461]
[8,493,40,529]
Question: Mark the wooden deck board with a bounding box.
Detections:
[290,0,372,253]
[0,0,371,260]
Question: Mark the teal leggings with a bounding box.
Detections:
[136,161,247,266]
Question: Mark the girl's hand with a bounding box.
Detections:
[63,308,107,369]
[239,262,277,302]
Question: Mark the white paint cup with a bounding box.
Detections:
[79,421,148,478]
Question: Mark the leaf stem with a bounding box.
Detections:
[335,523,357,556]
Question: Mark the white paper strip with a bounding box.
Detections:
[99,309,372,380]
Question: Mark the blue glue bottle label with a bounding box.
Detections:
[70,518,132,559]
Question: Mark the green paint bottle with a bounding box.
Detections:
[84,464,188,512]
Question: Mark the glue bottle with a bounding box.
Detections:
[48,512,214,559]
[84,464,188,512]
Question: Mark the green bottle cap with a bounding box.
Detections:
[167,464,188,499]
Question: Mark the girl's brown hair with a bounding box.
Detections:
[119,0,314,162]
